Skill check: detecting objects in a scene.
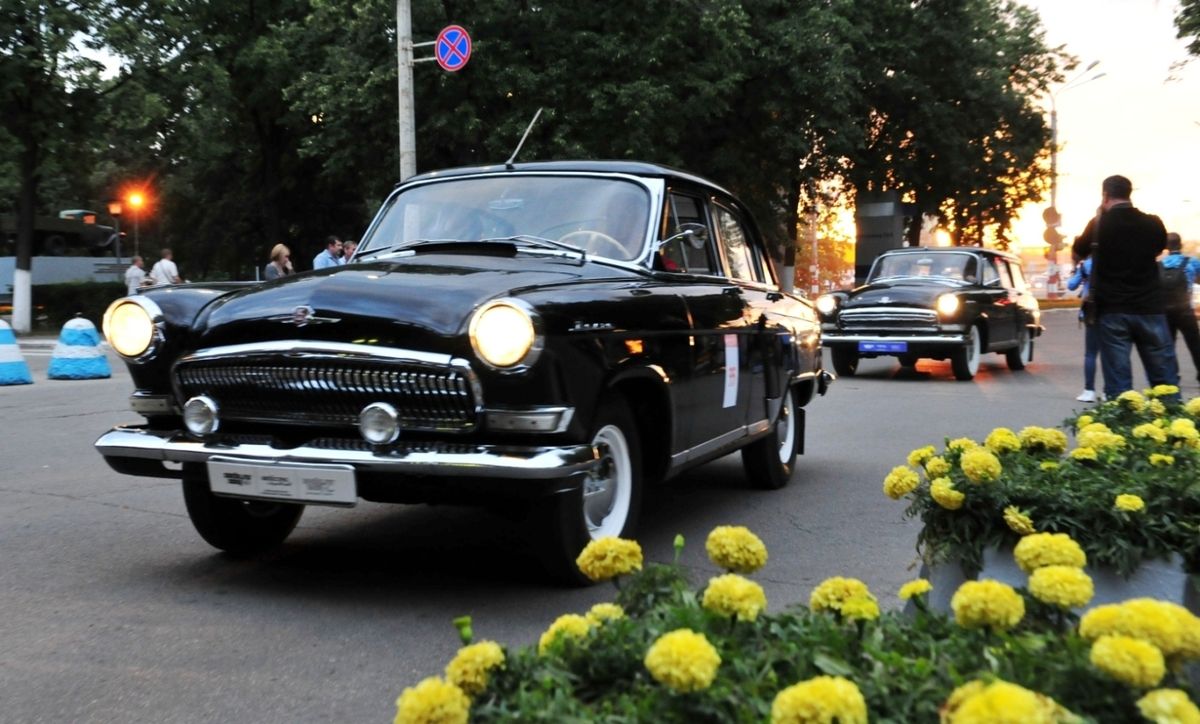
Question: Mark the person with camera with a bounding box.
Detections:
[1160,231,1200,383]
[1066,254,1099,402]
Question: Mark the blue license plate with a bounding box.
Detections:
[859,341,908,353]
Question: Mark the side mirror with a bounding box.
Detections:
[658,223,709,252]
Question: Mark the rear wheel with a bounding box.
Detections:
[182,477,304,556]
[1006,326,1033,370]
[951,326,982,381]
[535,396,642,584]
[741,387,799,489]
[831,347,859,377]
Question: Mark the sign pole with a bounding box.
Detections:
[396,0,417,182]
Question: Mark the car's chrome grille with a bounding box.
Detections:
[174,354,480,432]
[840,307,938,331]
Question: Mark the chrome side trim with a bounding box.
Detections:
[95,426,598,480]
[822,333,967,346]
[485,406,574,433]
[130,393,176,415]
[669,420,769,466]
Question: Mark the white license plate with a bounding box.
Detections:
[207,457,357,507]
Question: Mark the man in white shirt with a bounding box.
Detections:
[150,248,182,285]
[312,236,344,270]
[124,256,146,294]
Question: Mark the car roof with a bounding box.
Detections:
[879,246,1021,263]
[401,160,734,197]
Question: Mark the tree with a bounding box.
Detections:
[1178,0,1200,56]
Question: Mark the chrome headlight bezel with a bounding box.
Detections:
[102,296,165,362]
[468,298,543,372]
[936,293,961,317]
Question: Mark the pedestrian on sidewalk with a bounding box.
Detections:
[312,236,343,270]
[124,255,146,295]
[263,243,294,281]
[1070,174,1178,398]
[1160,231,1200,383]
[1066,255,1099,402]
[150,248,182,285]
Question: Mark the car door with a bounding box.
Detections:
[979,256,1018,349]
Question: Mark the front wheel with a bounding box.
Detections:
[182,477,304,556]
[535,396,642,584]
[831,347,859,377]
[951,326,982,381]
[1006,326,1033,370]
[741,387,799,489]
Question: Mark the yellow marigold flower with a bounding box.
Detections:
[575,537,643,582]
[705,525,768,573]
[1077,414,1094,428]
[961,448,1002,484]
[1133,423,1169,444]
[898,578,932,600]
[1118,390,1148,412]
[930,477,965,510]
[1019,426,1069,454]
[1168,418,1200,445]
[907,445,937,468]
[1137,689,1200,724]
[537,614,591,654]
[1185,397,1200,417]
[1081,421,1111,433]
[925,456,952,478]
[1147,384,1180,398]
[644,629,721,693]
[883,465,921,499]
[1164,602,1200,660]
[947,437,978,452]
[1003,505,1036,535]
[1069,446,1099,462]
[770,675,867,724]
[1090,635,1165,688]
[444,641,504,697]
[702,574,768,622]
[1028,565,1094,609]
[394,677,470,724]
[950,579,1025,632]
[1148,399,1167,417]
[944,680,1059,724]
[840,595,880,622]
[810,577,877,617]
[585,602,625,625]
[985,427,1021,454]
[1115,494,1145,512]
[1013,532,1087,573]
[1039,460,1060,471]
[1080,600,1184,657]
[1078,428,1126,453]
[1149,453,1175,467]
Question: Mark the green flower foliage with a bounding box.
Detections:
[901,396,1200,578]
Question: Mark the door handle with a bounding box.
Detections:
[723,287,742,296]
[766,291,783,301]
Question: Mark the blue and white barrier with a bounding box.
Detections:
[47,317,111,380]
[0,319,33,385]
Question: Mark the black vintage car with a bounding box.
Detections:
[96,161,831,580]
[817,246,1041,381]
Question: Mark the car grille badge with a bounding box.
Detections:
[267,305,342,327]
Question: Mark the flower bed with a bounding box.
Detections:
[392,528,1200,723]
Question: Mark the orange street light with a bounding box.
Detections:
[126,191,147,257]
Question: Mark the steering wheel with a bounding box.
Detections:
[557,230,627,258]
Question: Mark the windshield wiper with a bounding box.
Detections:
[479,235,587,264]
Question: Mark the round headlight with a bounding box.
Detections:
[469,300,541,369]
[102,297,161,359]
[183,396,220,436]
[936,294,961,316]
[815,294,838,315]
[359,402,400,445]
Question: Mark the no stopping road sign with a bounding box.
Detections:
[435,25,471,72]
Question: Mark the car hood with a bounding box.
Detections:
[192,253,634,350]
[846,279,964,307]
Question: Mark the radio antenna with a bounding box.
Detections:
[505,107,543,169]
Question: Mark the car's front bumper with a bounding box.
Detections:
[95,425,599,483]
[821,332,968,348]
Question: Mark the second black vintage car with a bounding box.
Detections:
[96,161,831,581]
[817,246,1042,381]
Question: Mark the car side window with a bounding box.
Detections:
[981,258,1000,285]
[996,260,1014,290]
[1007,261,1028,291]
[660,193,716,274]
[713,204,760,283]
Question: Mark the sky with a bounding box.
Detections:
[1015,0,1200,248]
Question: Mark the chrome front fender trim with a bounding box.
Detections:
[95,426,597,480]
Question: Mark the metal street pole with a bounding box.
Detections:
[133,209,140,259]
[807,205,819,296]
[396,0,417,182]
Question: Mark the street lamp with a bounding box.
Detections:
[107,201,123,263]
[126,191,145,257]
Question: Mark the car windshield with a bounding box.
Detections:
[358,175,652,262]
[869,252,978,283]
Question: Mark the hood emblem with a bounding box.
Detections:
[878,296,891,304]
[268,305,341,327]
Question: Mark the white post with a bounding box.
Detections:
[396,0,417,182]
[12,269,31,333]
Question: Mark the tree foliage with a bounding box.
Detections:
[1178,0,1200,56]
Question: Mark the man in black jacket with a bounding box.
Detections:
[1071,175,1178,398]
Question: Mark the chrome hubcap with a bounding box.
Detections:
[776,391,795,463]
[584,425,631,538]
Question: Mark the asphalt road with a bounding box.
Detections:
[3,309,1196,723]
